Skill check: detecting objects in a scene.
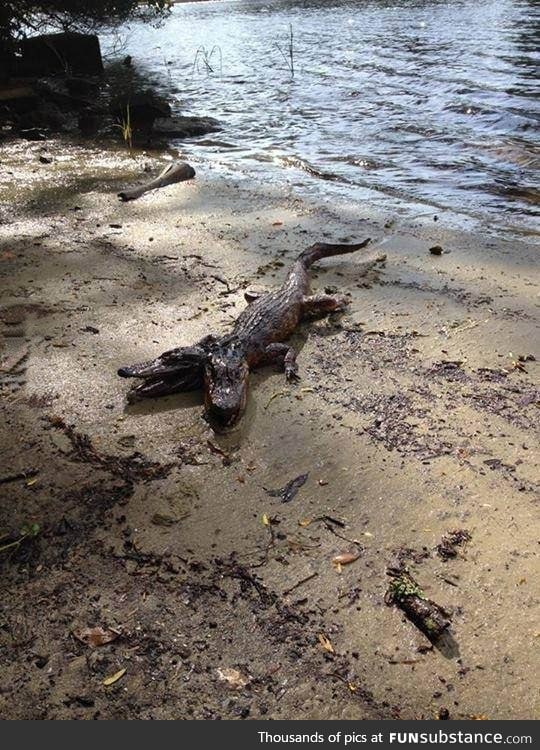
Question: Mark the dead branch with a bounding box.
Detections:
[118,161,195,201]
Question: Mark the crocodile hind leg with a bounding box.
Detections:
[263,343,299,382]
[302,293,350,315]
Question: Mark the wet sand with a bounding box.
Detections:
[0,139,538,719]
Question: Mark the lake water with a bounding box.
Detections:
[110,0,539,238]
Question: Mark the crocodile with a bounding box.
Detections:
[118,238,374,430]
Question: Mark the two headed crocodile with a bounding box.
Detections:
[118,239,373,430]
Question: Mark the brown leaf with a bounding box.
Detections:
[216,667,249,690]
[103,668,126,686]
[74,626,119,648]
[332,551,360,567]
[318,633,335,654]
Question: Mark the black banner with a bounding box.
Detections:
[3,720,538,747]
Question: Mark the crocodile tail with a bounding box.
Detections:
[298,238,371,269]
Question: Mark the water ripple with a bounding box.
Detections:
[109,0,540,238]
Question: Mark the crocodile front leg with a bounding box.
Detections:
[302,293,350,315]
[264,343,299,382]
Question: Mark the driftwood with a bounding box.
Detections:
[385,563,451,640]
[118,161,195,202]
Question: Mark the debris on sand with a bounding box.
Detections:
[385,563,451,641]
[332,551,361,572]
[217,667,250,690]
[318,633,336,654]
[206,440,232,466]
[436,529,472,560]
[73,626,119,648]
[102,668,126,686]
[429,245,444,255]
[45,416,172,482]
[0,522,40,554]
[264,473,309,503]
[0,467,38,485]
[282,571,318,596]
[118,161,195,201]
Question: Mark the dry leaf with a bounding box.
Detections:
[332,552,360,566]
[103,667,126,686]
[318,633,335,654]
[216,667,249,690]
[74,626,119,648]
[298,518,312,527]
[262,514,270,526]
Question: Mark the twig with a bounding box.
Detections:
[282,571,318,596]
[275,24,295,78]
[0,468,38,485]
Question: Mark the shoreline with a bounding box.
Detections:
[0,137,538,719]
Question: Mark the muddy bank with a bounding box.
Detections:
[0,139,538,719]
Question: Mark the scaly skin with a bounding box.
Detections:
[118,239,371,430]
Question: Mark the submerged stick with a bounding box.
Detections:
[118,161,195,201]
[385,563,451,640]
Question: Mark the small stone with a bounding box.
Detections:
[75,695,95,708]
[429,245,444,255]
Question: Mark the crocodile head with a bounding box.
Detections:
[203,347,249,430]
[118,346,206,402]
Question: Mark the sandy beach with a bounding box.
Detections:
[0,138,538,719]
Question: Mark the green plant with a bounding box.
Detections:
[0,522,40,554]
[114,104,133,155]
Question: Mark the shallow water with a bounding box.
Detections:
[111,0,539,237]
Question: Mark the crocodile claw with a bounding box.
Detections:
[285,366,300,383]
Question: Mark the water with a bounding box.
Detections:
[109,0,539,238]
